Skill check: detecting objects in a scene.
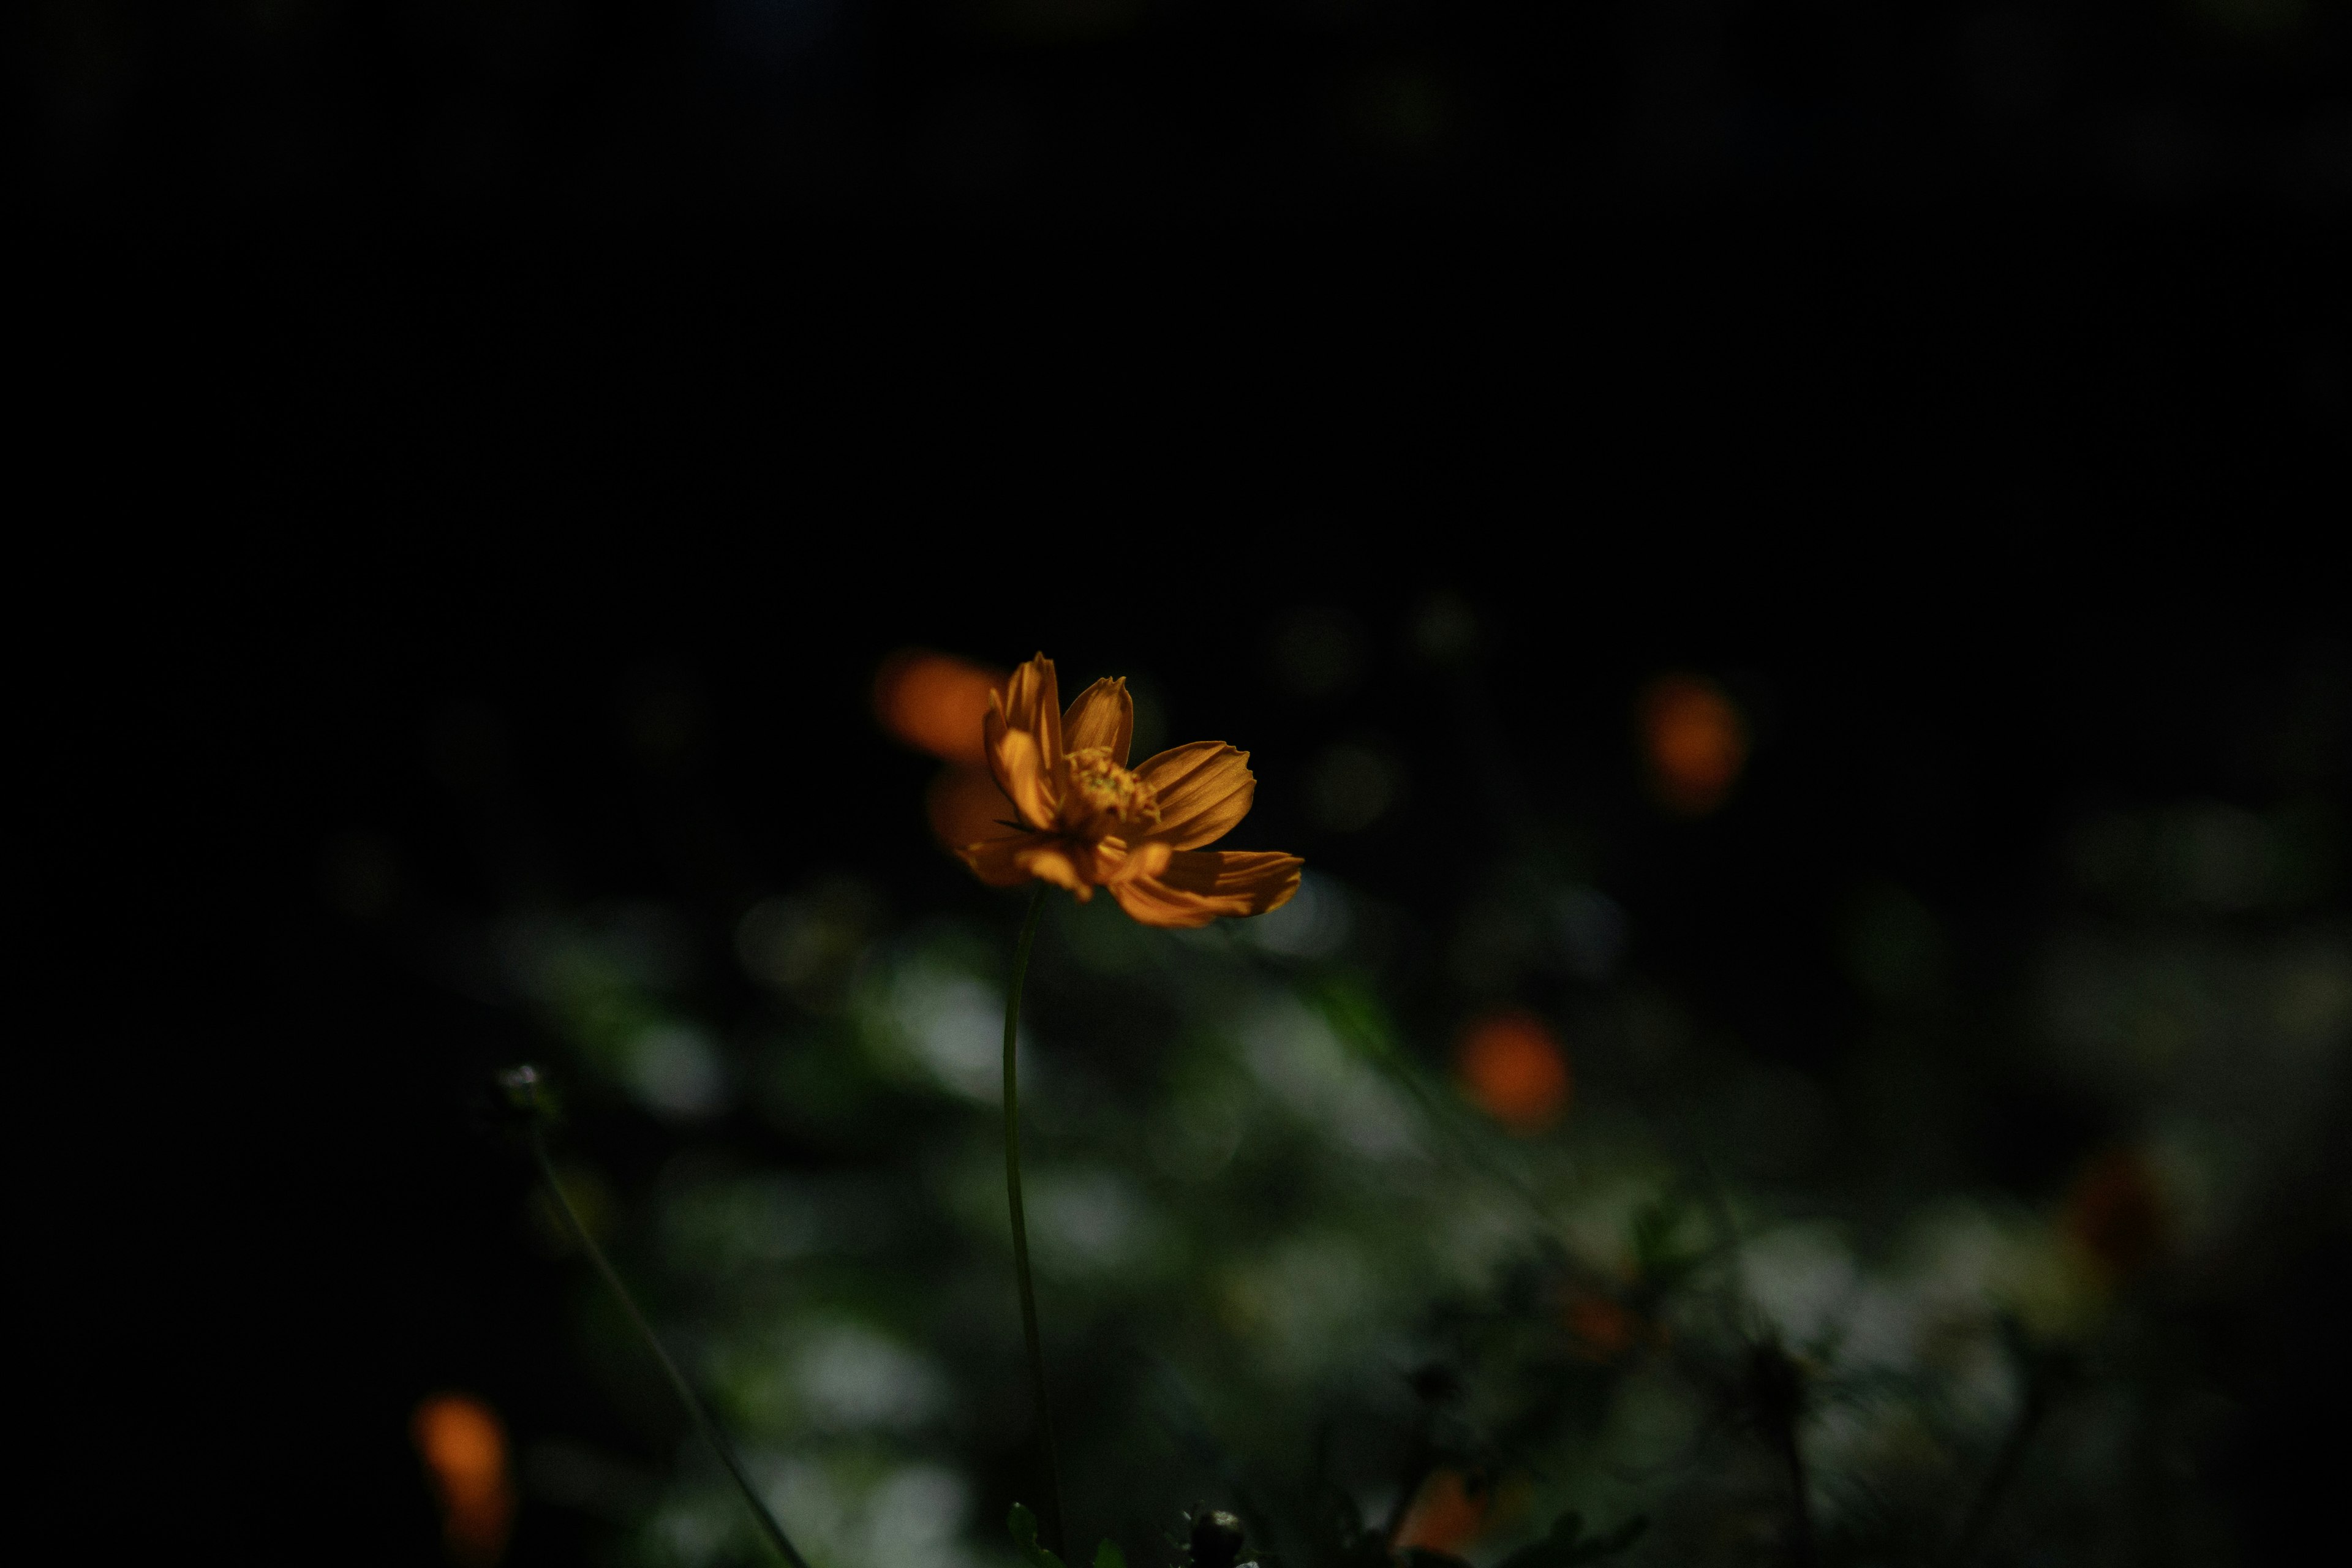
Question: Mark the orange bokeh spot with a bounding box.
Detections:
[1638,674,1749,815]
[412,1393,514,1567]
[1564,1295,1637,1361]
[1393,1468,1491,1556]
[927,764,1017,853]
[875,650,1007,766]
[2065,1149,2166,1281]
[1457,1011,1572,1134]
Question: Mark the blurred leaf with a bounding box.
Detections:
[1569,1517,1649,1562]
[1493,1510,1647,1568]
[1629,1193,1698,1289]
[1311,976,1398,1060]
[1093,1540,1128,1568]
[1010,1503,1068,1568]
[1314,1515,1395,1568]
[1494,1511,1583,1568]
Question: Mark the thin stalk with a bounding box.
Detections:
[1002,886,1066,1559]
[1943,1360,2055,1568]
[529,1125,812,1568]
[1774,1410,1815,1568]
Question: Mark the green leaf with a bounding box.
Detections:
[1311,978,1398,1059]
[1093,1540,1127,1568]
[1008,1504,1067,1568]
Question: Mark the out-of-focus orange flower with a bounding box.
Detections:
[927,764,1015,852]
[1564,1294,1638,1361]
[1457,1011,1571,1133]
[1393,1468,1491,1556]
[875,650,1008,766]
[1639,674,1748,815]
[957,654,1302,928]
[2065,1149,2166,1281]
[412,1393,514,1567]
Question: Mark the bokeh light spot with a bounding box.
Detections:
[874,650,1006,766]
[1638,674,1749,815]
[1457,1011,1571,1134]
[1393,1467,1490,1555]
[1564,1294,1637,1361]
[2065,1148,2166,1281]
[412,1393,514,1566]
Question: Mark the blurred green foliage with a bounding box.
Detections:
[492,769,2345,1568]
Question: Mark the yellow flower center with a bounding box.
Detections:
[1065,747,1161,825]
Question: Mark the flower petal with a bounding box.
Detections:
[1016,842,1092,899]
[1110,849,1302,927]
[1159,850,1303,914]
[959,831,1039,888]
[1133,742,1256,849]
[988,726,1058,831]
[998,654,1061,763]
[960,834,1109,899]
[1060,677,1134,764]
[1101,837,1173,885]
[1107,874,1227,928]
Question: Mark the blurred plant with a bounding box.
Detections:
[1177,1509,1256,1568]
[1009,1501,1128,1568]
[500,1066,812,1568]
[413,1392,516,1567]
[463,630,2341,1568]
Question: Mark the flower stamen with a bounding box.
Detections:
[1065,747,1162,825]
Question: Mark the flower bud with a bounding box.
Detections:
[496,1065,544,1120]
[1189,1511,1246,1568]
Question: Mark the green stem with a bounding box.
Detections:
[1942,1356,2056,1568]
[530,1125,812,1568]
[1776,1405,1814,1568]
[1003,886,1066,1558]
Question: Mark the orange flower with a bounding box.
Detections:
[957,654,1303,929]
[1457,1011,1572,1134]
[1638,674,1748,815]
[2064,1148,2166,1282]
[1392,1468,1492,1556]
[412,1393,514,1566]
[1564,1294,1638,1361]
[875,649,1006,766]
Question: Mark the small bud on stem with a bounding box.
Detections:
[1190,1510,1247,1568]
[497,1065,543,1118]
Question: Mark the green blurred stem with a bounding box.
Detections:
[529,1125,812,1568]
[1003,886,1067,1559]
[1943,1358,2056,1568]
[1774,1405,1814,1568]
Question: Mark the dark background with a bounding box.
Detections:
[23,0,2350,1548]
[26,0,2352,211]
